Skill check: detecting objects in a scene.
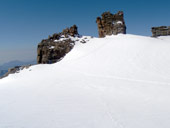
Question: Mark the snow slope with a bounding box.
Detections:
[0,34,170,128]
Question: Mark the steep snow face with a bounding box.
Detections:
[0,34,170,128]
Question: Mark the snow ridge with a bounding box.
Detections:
[0,34,170,128]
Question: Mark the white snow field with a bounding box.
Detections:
[0,34,170,128]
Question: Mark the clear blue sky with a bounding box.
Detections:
[0,0,170,64]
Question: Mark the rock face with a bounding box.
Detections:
[152,26,170,37]
[96,11,126,37]
[37,25,79,64]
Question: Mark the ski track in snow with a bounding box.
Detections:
[89,84,125,128]
[64,67,170,86]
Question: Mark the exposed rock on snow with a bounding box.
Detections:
[37,25,80,64]
[152,26,170,37]
[0,65,31,79]
[96,11,126,37]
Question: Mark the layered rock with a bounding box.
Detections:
[152,26,170,37]
[96,11,126,37]
[37,25,79,64]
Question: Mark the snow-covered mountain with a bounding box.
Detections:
[0,34,170,128]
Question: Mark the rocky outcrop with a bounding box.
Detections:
[152,26,170,37]
[0,65,31,79]
[96,11,126,37]
[37,25,80,64]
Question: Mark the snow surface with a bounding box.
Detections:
[49,46,55,49]
[113,21,123,25]
[1,34,170,128]
[116,21,123,24]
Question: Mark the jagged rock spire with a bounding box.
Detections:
[96,11,126,37]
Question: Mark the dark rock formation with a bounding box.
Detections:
[37,25,79,64]
[96,11,126,37]
[152,26,170,37]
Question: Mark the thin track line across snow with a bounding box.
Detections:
[65,68,170,86]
